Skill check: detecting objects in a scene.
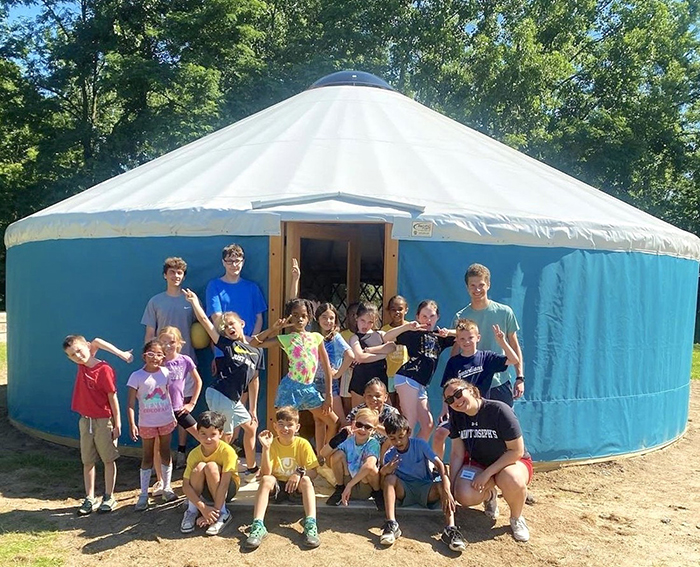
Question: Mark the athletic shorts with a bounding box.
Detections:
[397,477,441,509]
[174,408,197,429]
[462,454,533,484]
[205,387,251,435]
[274,376,324,411]
[343,474,373,500]
[393,374,428,400]
[79,417,119,465]
[139,420,177,439]
[202,477,239,503]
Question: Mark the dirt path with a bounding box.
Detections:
[1,381,699,567]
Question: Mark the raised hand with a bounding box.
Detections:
[258,429,274,448]
[492,324,505,342]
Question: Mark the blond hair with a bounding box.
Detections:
[354,408,379,427]
[158,326,185,352]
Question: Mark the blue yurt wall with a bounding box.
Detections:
[398,240,699,462]
[6,235,270,445]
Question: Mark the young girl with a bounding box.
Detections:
[182,289,263,477]
[127,340,178,510]
[381,295,409,409]
[150,327,203,496]
[251,298,338,445]
[383,300,455,440]
[348,302,395,407]
[339,302,360,415]
[313,303,355,449]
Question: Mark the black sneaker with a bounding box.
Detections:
[371,489,385,511]
[441,526,467,552]
[326,484,345,506]
[379,520,401,546]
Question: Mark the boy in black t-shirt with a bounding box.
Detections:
[433,319,519,458]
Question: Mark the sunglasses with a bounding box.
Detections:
[354,421,374,431]
[144,351,165,359]
[444,388,465,405]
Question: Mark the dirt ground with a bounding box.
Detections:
[1,381,699,567]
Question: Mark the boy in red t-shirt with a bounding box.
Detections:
[63,335,133,514]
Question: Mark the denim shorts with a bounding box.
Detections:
[313,370,341,398]
[205,387,251,435]
[393,374,428,401]
[275,376,324,411]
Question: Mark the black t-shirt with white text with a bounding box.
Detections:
[448,399,530,466]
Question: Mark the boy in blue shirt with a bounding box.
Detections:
[320,407,383,509]
[433,319,520,459]
[380,414,466,552]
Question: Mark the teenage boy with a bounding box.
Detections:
[141,256,196,469]
[454,263,524,406]
[63,335,133,515]
[244,407,321,550]
[180,411,240,536]
[320,407,384,509]
[206,243,267,351]
[432,319,520,458]
[142,257,196,359]
[380,414,466,552]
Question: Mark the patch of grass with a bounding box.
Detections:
[692,344,700,381]
[0,453,77,480]
[0,531,64,566]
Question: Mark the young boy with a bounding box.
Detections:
[433,319,520,458]
[244,407,321,550]
[380,414,466,552]
[453,263,524,406]
[320,407,383,509]
[63,335,133,515]
[180,411,240,536]
[141,257,197,468]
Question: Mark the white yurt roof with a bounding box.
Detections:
[6,72,700,261]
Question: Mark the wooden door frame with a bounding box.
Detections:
[266,222,398,427]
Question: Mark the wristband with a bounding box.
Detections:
[328,428,349,449]
[295,466,306,478]
[516,376,525,382]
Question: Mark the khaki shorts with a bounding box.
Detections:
[79,417,119,465]
[343,474,374,500]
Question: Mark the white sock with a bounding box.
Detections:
[161,463,173,491]
[187,500,198,514]
[139,468,151,495]
[220,504,228,517]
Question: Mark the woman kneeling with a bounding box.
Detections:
[444,379,533,542]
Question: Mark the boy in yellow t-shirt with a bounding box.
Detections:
[180,411,240,536]
[245,406,320,550]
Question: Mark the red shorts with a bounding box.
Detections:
[139,420,177,439]
[463,453,533,484]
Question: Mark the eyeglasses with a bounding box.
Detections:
[354,421,374,431]
[444,388,465,405]
[223,256,244,265]
[144,351,165,359]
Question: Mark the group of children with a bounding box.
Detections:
[63,246,529,549]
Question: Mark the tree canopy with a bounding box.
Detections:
[1,0,699,310]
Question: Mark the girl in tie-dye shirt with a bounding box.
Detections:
[251,299,338,440]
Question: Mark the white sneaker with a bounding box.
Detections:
[483,488,499,519]
[206,510,231,536]
[180,509,198,533]
[510,516,530,542]
[151,480,164,497]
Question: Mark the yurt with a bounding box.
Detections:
[5,71,700,463]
